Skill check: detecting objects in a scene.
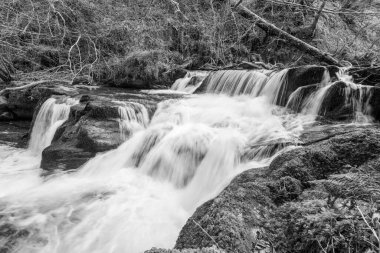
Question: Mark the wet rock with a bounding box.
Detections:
[72,75,93,86]
[277,65,328,105]
[319,81,380,121]
[0,121,30,147]
[41,95,144,171]
[269,127,380,183]
[286,83,319,112]
[0,111,15,121]
[175,168,274,253]
[0,80,78,120]
[164,68,187,83]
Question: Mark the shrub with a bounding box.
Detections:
[92,50,184,88]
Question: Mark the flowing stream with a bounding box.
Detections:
[0,67,376,252]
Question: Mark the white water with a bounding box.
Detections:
[171,71,209,93]
[0,97,77,198]
[29,97,78,154]
[199,69,290,104]
[0,92,313,253]
[0,67,375,252]
[118,102,150,140]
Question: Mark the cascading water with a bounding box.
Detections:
[0,66,375,253]
[118,102,150,140]
[171,71,209,93]
[194,69,294,105]
[0,97,77,198]
[0,92,312,253]
[29,97,78,154]
[286,67,376,122]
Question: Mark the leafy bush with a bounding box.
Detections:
[92,50,184,88]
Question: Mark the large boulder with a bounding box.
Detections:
[269,127,380,183]
[41,95,148,171]
[175,126,380,253]
[0,80,78,120]
[175,168,274,253]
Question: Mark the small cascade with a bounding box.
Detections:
[29,97,78,154]
[342,83,374,122]
[195,68,323,105]
[118,102,150,140]
[286,67,376,122]
[259,69,290,104]
[171,71,209,93]
[200,70,269,96]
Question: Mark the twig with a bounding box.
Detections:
[357,206,380,246]
[191,218,221,249]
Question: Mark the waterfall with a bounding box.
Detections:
[199,69,273,97]
[29,97,78,154]
[0,94,311,253]
[0,66,377,253]
[118,102,150,140]
[286,68,375,122]
[171,71,209,93]
[194,68,302,105]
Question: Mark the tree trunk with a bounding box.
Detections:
[310,0,327,34]
[230,0,343,67]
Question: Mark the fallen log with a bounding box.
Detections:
[230,0,343,67]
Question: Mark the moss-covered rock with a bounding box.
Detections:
[175,168,274,253]
[270,127,380,183]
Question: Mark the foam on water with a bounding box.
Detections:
[0,94,312,253]
[1,67,372,252]
[171,71,209,93]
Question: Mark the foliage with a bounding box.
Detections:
[92,50,183,87]
[0,0,379,82]
[264,167,380,253]
[265,199,379,253]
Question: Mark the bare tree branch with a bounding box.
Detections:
[229,0,343,66]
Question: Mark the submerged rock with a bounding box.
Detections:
[41,95,148,171]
